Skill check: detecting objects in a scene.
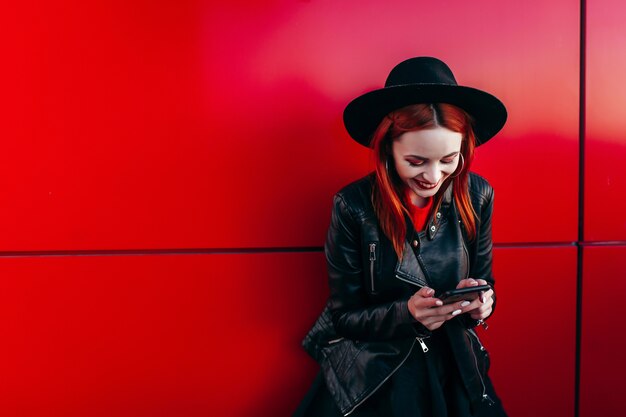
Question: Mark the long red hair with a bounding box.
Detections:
[371,103,477,258]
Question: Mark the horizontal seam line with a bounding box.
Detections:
[0,241,625,257]
[0,247,325,258]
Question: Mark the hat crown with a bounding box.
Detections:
[385,57,458,87]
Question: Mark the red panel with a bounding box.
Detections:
[585,0,626,241]
[481,247,576,417]
[579,246,626,417]
[0,0,578,250]
[0,247,578,417]
[0,252,327,417]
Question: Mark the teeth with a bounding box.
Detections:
[415,180,437,189]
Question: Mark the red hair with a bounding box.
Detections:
[371,103,477,258]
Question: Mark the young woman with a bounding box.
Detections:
[296,57,508,417]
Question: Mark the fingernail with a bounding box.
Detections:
[435,300,443,306]
[480,293,485,303]
[427,288,434,295]
[451,309,462,316]
[460,301,470,307]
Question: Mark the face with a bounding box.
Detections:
[391,126,463,207]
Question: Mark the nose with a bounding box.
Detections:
[421,163,443,184]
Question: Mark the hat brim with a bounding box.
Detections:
[343,84,507,147]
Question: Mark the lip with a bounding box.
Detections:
[412,178,441,190]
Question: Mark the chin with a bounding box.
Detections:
[416,189,439,198]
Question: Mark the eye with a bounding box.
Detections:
[441,154,459,164]
[406,159,424,167]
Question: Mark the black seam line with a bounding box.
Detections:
[494,241,577,248]
[580,241,626,247]
[497,241,626,249]
[575,0,587,416]
[2,240,626,259]
[0,247,325,258]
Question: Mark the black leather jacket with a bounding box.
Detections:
[302,172,497,416]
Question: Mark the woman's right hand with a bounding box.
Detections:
[407,286,472,331]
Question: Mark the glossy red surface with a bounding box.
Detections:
[0,0,579,251]
[0,252,327,417]
[0,249,578,417]
[0,0,615,416]
[585,0,626,241]
[579,246,626,417]
[481,247,577,417]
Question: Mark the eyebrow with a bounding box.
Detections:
[405,151,459,160]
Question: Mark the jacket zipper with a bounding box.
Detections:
[416,337,429,353]
[369,243,376,293]
[460,236,470,280]
[466,329,495,406]
[344,337,424,416]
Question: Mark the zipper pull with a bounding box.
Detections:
[482,394,495,406]
[369,243,376,261]
[416,337,429,353]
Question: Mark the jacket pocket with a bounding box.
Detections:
[320,338,366,380]
[366,241,380,294]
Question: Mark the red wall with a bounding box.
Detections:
[580,0,626,416]
[0,0,621,416]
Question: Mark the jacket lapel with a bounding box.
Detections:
[394,181,454,288]
[394,239,429,287]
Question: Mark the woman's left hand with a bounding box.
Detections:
[455,278,494,321]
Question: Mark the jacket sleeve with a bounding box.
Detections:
[325,193,419,341]
[470,184,494,285]
[468,181,497,319]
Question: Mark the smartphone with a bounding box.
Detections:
[437,285,491,305]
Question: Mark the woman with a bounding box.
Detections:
[296,57,508,417]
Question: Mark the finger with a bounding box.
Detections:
[411,289,443,309]
[416,286,435,298]
[421,297,444,308]
[480,289,494,304]
[409,287,438,311]
[456,278,479,289]
[469,302,493,318]
[466,291,494,312]
[413,305,447,326]
[409,288,445,322]
[428,299,475,321]
[463,296,484,312]
[415,304,453,324]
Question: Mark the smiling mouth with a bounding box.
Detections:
[413,178,440,190]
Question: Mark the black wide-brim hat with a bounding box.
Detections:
[343,57,507,147]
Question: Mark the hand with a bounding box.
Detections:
[455,278,494,321]
[407,286,477,331]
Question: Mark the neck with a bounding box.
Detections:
[407,189,430,208]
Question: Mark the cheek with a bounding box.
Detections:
[397,166,422,180]
[393,159,410,178]
[442,161,459,174]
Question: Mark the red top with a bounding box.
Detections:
[404,189,433,231]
